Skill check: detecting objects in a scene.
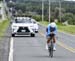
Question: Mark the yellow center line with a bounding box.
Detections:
[39,32,75,53]
[57,41,75,53]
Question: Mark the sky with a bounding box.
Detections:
[66,0,75,1]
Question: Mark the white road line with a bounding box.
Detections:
[8,37,14,61]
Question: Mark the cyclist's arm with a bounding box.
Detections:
[47,25,51,35]
[46,28,48,36]
[53,26,57,35]
[46,24,50,36]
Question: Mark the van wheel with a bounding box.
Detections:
[35,31,38,33]
[12,34,15,37]
[31,33,35,37]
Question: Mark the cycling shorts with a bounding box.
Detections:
[46,34,55,39]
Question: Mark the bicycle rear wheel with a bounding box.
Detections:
[49,41,53,57]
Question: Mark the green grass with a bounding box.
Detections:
[58,25,75,34]
[0,20,10,39]
[39,21,75,35]
[39,21,49,26]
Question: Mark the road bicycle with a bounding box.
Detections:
[48,34,54,58]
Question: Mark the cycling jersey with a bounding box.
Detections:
[46,22,57,36]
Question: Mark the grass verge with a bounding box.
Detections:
[39,21,75,35]
[0,20,10,39]
[58,25,75,34]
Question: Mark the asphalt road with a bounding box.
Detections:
[11,25,75,61]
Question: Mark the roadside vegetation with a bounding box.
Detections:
[8,1,75,25]
[0,20,10,39]
[7,0,75,34]
[58,25,75,34]
[39,21,75,35]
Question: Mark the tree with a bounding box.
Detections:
[61,13,75,25]
[68,15,75,25]
[0,0,2,1]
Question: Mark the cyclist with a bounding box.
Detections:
[46,20,57,51]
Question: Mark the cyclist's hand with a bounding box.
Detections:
[50,32,54,34]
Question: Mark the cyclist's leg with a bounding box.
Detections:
[53,35,56,50]
[53,35,56,43]
[47,38,50,44]
[46,35,51,49]
[47,35,51,44]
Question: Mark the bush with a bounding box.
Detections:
[68,18,75,25]
[32,15,42,21]
[44,15,48,21]
[61,13,73,22]
[0,0,2,1]
[61,13,75,25]
[0,15,2,19]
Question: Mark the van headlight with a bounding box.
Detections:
[13,26,17,28]
[12,26,18,29]
[12,26,17,30]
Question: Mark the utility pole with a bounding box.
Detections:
[3,0,7,20]
[59,0,61,22]
[9,0,14,18]
[42,0,44,22]
[49,0,51,23]
[3,0,10,18]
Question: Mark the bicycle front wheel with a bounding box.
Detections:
[49,41,53,57]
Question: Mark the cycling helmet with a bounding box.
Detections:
[50,22,56,28]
